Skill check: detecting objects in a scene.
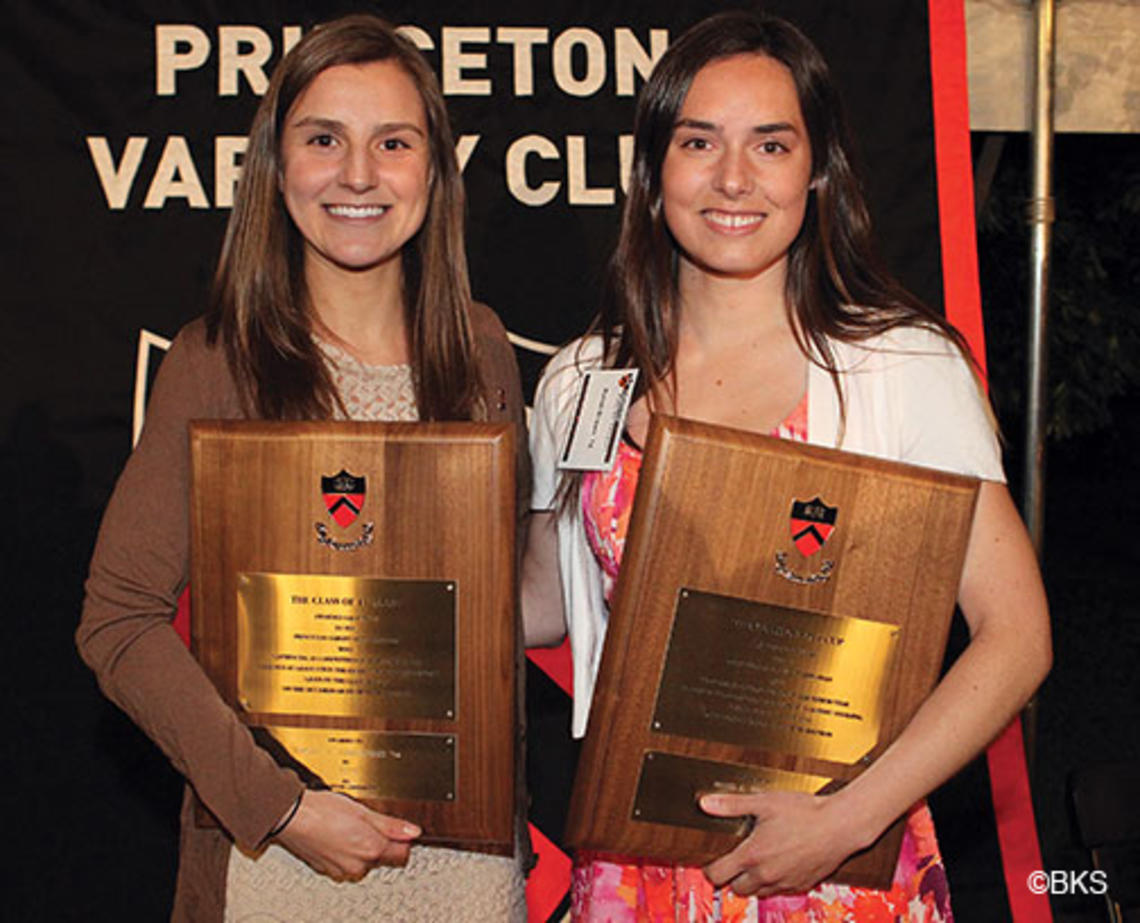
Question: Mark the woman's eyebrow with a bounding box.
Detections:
[290,116,426,137]
[370,121,427,137]
[291,115,344,131]
[751,121,797,135]
[674,117,719,131]
[673,117,798,135]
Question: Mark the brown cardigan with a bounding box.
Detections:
[77,306,530,922]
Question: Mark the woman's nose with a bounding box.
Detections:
[713,147,754,198]
[338,143,378,192]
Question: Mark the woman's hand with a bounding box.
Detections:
[700,482,1051,899]
[273,790,422,881]
[699,791,865,897]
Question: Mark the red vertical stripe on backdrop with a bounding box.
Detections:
[928,0,986,371]
[927,3,1051,921]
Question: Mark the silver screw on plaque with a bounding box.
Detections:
[446,710,454,719]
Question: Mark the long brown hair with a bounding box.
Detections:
[597,11,971,408]
[206,14,482,421]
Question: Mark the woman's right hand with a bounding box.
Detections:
[273,789,422,881]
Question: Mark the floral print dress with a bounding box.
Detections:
[575,395,953,923]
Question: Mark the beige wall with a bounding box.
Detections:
[967,0,1140,133]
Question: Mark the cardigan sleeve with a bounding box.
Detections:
[817,326,1005,482]
[76,320,303,850]
[470,302,532,518]
[893,329,1004,481]
[530,362,566,512]
[527,338,612,737]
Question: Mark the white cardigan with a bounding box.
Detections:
[529,326,1005,737]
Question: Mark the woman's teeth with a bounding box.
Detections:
[327,204,387,218]
[705,211,764,229]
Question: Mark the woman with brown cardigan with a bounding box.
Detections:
[78,15,528,922]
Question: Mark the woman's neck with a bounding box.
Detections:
[676,257,793,351]
[305,257,410,366]
[629,257,807,441]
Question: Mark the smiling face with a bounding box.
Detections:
[661,53,813,288]
[279,59,431,281]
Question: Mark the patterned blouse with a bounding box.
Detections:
[575,394,953,923]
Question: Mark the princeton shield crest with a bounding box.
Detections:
[789,497,838,557]
[321,470,366,528]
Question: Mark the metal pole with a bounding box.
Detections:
[1022,0,1056,774]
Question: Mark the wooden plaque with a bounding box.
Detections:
[566,415,980,887]
[190,421,517,855]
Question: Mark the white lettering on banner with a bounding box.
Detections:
[88,137,148,209]
[455,135,481,173]
[156,24,301,95]
[566,136,613,205]
[614,28,668,96]
[442,27,492,96]
[397,25,433,51]
[495,27,549,96]
[156,23,666,99]
[506,134,634,206]
[282,26,303,57]
[218,26,273,96]
[552,28,606,97]
[94,24,667,210]
[87,135,481,209]
[144,136,209,208]
[155,25,209,96]
[506,135,561,206]
[214,136,248,209]
[618,134,634,195]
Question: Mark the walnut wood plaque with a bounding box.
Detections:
[190,421,517,855]
[566,415,980,888]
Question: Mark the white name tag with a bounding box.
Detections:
[558,369,639,471]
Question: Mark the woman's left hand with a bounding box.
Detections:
[699,790,864,897]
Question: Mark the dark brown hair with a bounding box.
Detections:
[206,14,481,421]
[596,10,971,408]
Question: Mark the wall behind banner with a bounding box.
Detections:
[1,2,948,920]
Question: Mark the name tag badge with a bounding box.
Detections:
[558,369,639,471]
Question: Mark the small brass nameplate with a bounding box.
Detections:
[266,726,457,802]
[652,589,899,764]
[236,573,456,720]
[632,751,832,833]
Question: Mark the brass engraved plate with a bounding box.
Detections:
[266,726,457,801]
[236,573,456,720]
[632,751,832,833]
[653,589,900,764]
